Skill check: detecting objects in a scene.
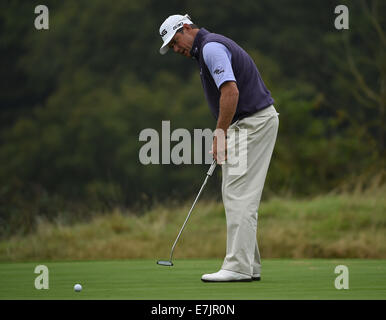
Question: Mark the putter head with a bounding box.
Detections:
[157,260,173,266]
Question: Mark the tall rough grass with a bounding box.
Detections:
[0,187,385,261]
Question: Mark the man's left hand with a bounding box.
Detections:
[211,132,227,164]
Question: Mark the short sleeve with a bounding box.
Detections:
[202,42,236,89]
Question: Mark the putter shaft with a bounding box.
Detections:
[168,160,216,262]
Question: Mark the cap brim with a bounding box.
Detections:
[159,45,169,55]
[159,32,175,55]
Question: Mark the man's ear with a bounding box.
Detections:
[183,23,192,32]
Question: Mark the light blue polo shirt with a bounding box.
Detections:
[202,42,236,89]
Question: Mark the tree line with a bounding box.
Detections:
[0,0,384,237]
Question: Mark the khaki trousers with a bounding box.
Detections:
[221,105,279,276]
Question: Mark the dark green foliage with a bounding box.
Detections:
[0,0,384,237]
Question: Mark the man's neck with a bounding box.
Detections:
[191,28,200,39]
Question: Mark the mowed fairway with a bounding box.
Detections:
[0,259,385,300]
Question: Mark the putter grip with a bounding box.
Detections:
[206,159,217,176]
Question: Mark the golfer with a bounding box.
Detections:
[159,14,279,282]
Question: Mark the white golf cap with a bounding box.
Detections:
[159,14,193,55]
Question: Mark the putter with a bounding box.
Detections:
[157,159,217,266]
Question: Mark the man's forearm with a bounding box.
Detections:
[215,89,239,136]
[212,82,239,164]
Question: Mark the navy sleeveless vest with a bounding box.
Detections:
[190,28,274,122]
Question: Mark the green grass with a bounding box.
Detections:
[0,259,385,299]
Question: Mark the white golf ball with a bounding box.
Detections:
[74,284,82,292]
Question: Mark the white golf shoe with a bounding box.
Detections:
[201,269,252,282]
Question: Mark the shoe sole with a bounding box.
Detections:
[252,277,261,281]
[201,278,252,283]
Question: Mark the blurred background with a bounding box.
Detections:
[0,0,384,259]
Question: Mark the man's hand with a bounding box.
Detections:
[211,130,227,164]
